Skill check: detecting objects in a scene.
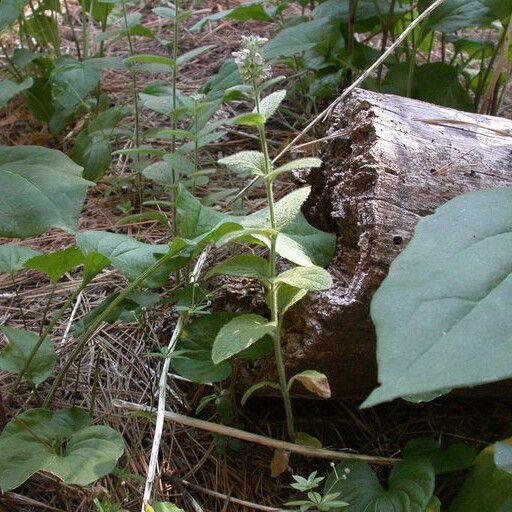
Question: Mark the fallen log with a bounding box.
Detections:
[252,88,512,399]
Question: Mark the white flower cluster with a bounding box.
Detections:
[232,35,272,84]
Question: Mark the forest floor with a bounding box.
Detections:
[1,1,512,511]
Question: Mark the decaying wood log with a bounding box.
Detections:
[249,88,512,399]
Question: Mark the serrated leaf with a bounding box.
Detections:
[403,438,476,474]
[206,254,269,282]
[0,327,56,385]
[364,187,512,408]
[212,314,274,363]
[288,370,331,398]
[275,266,332,291]
[25,246,84,282]
[0,408,124,491]
[0,243,41,273]
[325,458,435,512]
[449,440,512,512]
[0,146,91,238]
[257,90,286,120]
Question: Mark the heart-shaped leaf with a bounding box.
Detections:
[403,438,475,474]
[364,187,512,407]
[0,408,124,491]
[0,146,91,238]
[0,326,56,384]
[25,246,84,283]
[326,458,435,512]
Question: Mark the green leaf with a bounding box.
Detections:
[142,161,174,185]
[0,0,29,30]
[76,231,185,288]
[295,432,322,448]
[363,187,512,408]
[0,243,41,273]
[288,370,331,398]
[449,441,512,512]
[0,326,56,385]
[176,45,215,67]
[382,63,473,111]
[325,458,435,512]
[257,90,286,120]
[494,442,512,474]
[25,246,84,282]
[419,0,498,32]
[0,145,91,238]
[124,54,176,72]
[0,408,124,491]
[212,314,274,363]
[268,157,322,182]
[231,112,266,126]
[206,254,269,282]
[241,381,280,406]
[403,438,476,474]
[72,131,112,182]
[82,251,111,284]
[479,0,512,18]
[190,0,271,32]
[275,266,332,291]
[150,502,185,512]
[163,152,196,176]
[219,151,267,176]
[275,283,307,315]
[0,77,33,109]
[172,313,233,384]
[264,18,332,59]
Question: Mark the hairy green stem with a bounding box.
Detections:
[42,249,179,408]
[254,85,296,441]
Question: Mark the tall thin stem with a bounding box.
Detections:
[254,85,295,440]
[170,0,180,236]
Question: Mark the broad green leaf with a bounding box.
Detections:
[479,0,512,18]
[172,313,233,384]
[25,246,84,282]
[275,283,307,315]
[0,408,124,491]
[288,370,331,398]
[142,161,174,185]
[124,54,176,72]
[0,146,91,238]
[449,441,512,512]
[275,265,332,291]
[382,63,473,111]
[0,243,41,273]
[212,314,274,363]
[326,458,435,512]
[190,0,271,32]
[268,157,322,182]
[0,326,56,384]
[206,254,269,282]
[82,251,111,284]
[403,438,476,474]
[163,152,196,176]
[264,17,332,59]
[176,186,335,267]
[0,77,33,109]
[418,0,496,32]
[494,442,512,474]
[219,151,267,176]
[0,0,29,30]
[363,187,512,408]
[72,131,112,182]
[257,90,286,120]
[76,231,185,288]
[241,381,280,405]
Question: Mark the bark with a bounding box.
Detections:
[252,88,512,399]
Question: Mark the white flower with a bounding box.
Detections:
[232,35,272,84]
